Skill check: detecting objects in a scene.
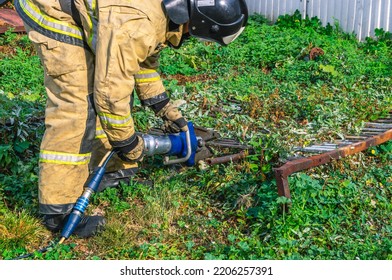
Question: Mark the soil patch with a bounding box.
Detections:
[164,73,217,85]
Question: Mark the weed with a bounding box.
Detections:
[1,13,391,260]
[0,209,47,259]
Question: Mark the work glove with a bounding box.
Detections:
[115,135,145,163]
[157,102,189,133]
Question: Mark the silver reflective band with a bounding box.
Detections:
[198,0,215,7]
[222,26,245,45]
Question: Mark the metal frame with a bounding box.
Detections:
[0,8,25,34]
[273,122,392,212]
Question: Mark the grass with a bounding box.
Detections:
[0,14,391,260]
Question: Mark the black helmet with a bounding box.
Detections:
[162,0,248,46]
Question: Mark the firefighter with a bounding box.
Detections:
[15,0,248,237]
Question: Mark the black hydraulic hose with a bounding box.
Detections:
[12,240,59,260]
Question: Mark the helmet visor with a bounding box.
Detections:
[222,26,245,45]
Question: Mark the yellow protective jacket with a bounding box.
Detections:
[15,0,184,148]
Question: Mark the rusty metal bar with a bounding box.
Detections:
[365,122,392,128]
[206,150,247,165]
[273,128,392,208]
[0,9,25,34]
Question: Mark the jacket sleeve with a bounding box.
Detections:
[134,52,169,108]
[94,14,157,149]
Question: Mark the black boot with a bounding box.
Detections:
[96,167,138,193]
[43,213,106,238]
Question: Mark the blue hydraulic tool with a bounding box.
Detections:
[142,121,198,166]
[14,122,249,258]
[59,122,198,242]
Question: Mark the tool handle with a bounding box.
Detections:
[163,129,192,165]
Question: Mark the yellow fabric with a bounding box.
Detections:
[135,67,166,101]
[27,27,95,208]
[30,0,75,24]
[90,121,138,173]
[93,5,162,143]
[17,0,84,41]
[20,1,186,213]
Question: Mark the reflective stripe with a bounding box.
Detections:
[135,69,161,83]
[95,128,107,139]
[16,0,84,46]
[40,150,91,165]
[84,0,98,52]
[98,112,133,128]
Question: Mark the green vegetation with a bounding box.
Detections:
[1,14,391,260]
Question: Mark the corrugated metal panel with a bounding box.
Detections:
[245,0,392,40]
[245,0,306,21]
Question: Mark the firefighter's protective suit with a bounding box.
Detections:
[15,0,187,222]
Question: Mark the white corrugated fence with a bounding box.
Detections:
[245,0,392,40]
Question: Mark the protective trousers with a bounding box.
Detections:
[18,0,185,215]
[27,27,137,215]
